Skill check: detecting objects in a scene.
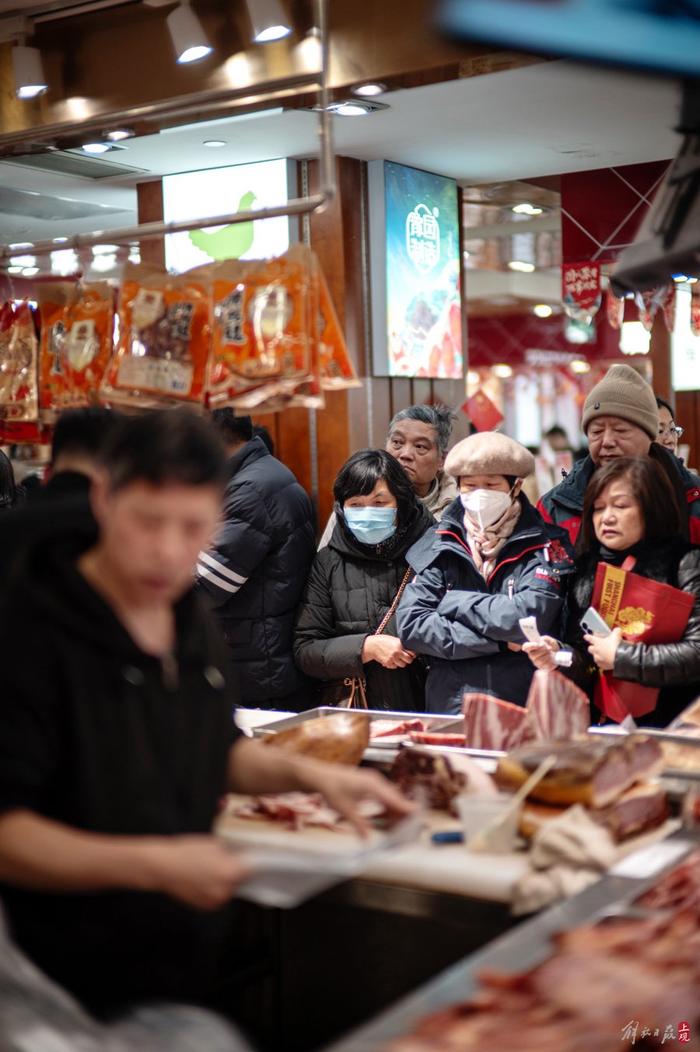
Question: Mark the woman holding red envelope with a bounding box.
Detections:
[524,457,700,726]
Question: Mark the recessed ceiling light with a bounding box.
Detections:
[245,0,292,43]
[570,359,591,374]
[327,99,378,117]
[167,2,213,63]
[7,266,24,275]
[492,363,513,379]
[106,129,133,142]
[512,203,543,216]
[52,237,69,244]
[82,142,111,154]
[9,242,34,250]
[22,267,39,277]
[352,82,387,97]
[508,260,535,273]
[203,139,227,147]
[533,303,553,318]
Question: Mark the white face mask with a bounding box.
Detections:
[460,488,513,530]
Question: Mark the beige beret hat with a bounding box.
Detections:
[581,364,658,440]
[445,431,535,479]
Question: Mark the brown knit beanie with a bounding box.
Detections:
[581,364,659,440]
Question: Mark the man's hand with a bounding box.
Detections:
[298,762,417,837]
[523,636,560,671]
[585,627,622,672]
[144,835,250,911]
[362,635,416,669]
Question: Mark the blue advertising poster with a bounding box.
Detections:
[381,161,463,378]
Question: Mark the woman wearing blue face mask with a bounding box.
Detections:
[294,450,434,711]
[396,432,575,714]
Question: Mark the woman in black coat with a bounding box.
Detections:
[294,450,433,712]
[525,456,700,726]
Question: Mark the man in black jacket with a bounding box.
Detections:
[199,411,316,710]
[0,410,410,1018]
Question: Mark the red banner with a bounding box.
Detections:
[591,559,694,722]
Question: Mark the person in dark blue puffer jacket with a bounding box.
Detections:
[397,431,574,714]
[197,411,316,710]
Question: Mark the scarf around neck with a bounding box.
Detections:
[464,499,522,579]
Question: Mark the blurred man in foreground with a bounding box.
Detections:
[0,410,411,1018]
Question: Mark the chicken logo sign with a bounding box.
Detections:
[406,203,441,274]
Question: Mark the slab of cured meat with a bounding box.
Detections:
[495,736,664,808]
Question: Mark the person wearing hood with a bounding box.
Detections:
[294,449,434,712]
[538,364,700,545]
[396,432,574,714]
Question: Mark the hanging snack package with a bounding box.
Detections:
[102,263,210,408]
[38,282,115,419]
[206,245,323,413]
[317,268,361,390]
[0,301,39,427]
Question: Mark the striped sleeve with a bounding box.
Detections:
[196,550,249,595]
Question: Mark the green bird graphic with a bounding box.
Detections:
[188,190,257,260]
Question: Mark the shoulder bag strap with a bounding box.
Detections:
[375,566,414,637]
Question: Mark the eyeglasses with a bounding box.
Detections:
[658,424,684,439]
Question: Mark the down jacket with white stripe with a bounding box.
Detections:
[197,436,316,708]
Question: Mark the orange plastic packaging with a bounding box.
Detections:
[205,245,322,412]
[102,262,210,408]
[0,301,39,425]
[317,269,361,391]
[38,282,114,419]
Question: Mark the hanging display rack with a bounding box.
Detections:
[0,0,334,268]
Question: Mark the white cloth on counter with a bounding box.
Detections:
[512,805,617,916]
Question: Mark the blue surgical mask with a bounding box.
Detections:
[344,506,397,544]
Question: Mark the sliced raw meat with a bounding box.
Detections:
[409,731,467,747]
[462,692,534,751]
[231,792,385,832]
[519,782,668,842]
[525,670,590,741]
[370,719,426,739]
[495,736,664,808]
[390,748,467,813]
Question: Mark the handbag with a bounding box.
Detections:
[320,566,414,710]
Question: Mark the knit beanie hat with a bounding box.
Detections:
[581,364,659,440]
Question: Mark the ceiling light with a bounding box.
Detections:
[512,203,543,216]
[533,303,553,318]
[21,267,39,277]
[203,139,227,147]
[467,369,480,386]
[570,359,591,374]
[9,242,33,250]
[52,237,68,244]
[352,82,387,97]
[508,260,535,273]
[688,277,699,284]
[167,2,213,63]
[9,255,36,268]
[6,266,23,276]
[106,129,133,142]
[492,363,513,379]
[11,45,47,100]
[92,244,119,255]
[327,100,374,117]
[82,142,111,154]
[245,0,292,42]
[620,321,651,356]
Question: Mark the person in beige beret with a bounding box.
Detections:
[396,431,575,713]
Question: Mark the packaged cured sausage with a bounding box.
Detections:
[102,263,210,408]
[0,301,39,426]
[204,245,323,412]
[38,282,114,419]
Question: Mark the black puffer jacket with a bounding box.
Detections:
[197,437,316,708]
[563,539,700,726]
[294,503,434,712]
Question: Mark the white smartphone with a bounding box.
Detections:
[580,606,612,637]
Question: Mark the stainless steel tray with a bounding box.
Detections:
[253,707,464,746]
